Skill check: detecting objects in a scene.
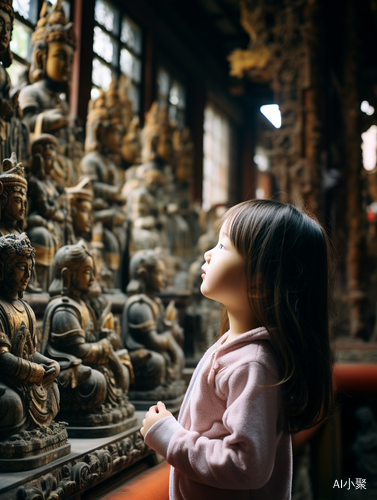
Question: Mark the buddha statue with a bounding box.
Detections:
[66,177,113,291]
[121,249,186,404]
[18,0,81,187]
[0,153,27,237]
[27,134,73,291]
[0,233,69,467]
[170,127,197,258]
[122,116,142,171]
[126,167,166,254]
[0,0,29,164]
[41,242,135,435]
[137,103,192,261]
[80,85,127,288]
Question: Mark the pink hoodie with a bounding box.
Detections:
[145,327,292,500]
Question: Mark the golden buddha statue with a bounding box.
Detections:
[18,0,81,187]
[27,134,73,291]
[122,116,142,171]
[80,85,127,288]
[122,249,186,405]
[0,233,69,467]
[41,242,135,435]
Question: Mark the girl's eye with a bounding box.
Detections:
[219,243,225,250]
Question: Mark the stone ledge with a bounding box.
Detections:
[0,412,153,500]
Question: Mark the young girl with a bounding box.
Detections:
[140,199,334,500]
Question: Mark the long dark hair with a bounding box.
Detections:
[219,199,334,433]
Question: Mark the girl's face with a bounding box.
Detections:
[201,223,249,310]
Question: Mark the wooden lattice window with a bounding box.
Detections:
[202,103,230,210]
[92,0,142,113]
[157,67,186,128]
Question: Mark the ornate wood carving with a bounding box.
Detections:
[5,430,151,500]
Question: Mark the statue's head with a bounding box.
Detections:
[49,241,95,297]
[0,153,28,231]
[141,103,174,164]
[173,128,194,185]
[66,177,94,237]
[0,233,35,298]
[29,0,76,86]
[127,249,167,295]
[31,134,59,178]
[0,0,14,68]
[143,168,165,195]
[85,82,124,155]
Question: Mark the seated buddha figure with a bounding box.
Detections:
[41,242,134,433]
[18,0,81,187]
[122,249,186,402]
[27,134,72,291]
[0,233,60,440]
[80,87,127,287]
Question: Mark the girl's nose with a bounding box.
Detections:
[204,250,211,263]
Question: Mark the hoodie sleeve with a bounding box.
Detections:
[146,361,281,490]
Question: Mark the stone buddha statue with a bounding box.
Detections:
[0,0,29,164]
[66,177,113,292]
[41,242,135,435]
[137,103,192,261]
[170,127,198,258]
[126,167,166,254]
[0,233,69,467]
[27,134,73,291]
[80,86,127,288]
[18,0,81,187]
[121,249,186,404]
[122,116,142,172]
[0,153,27,237]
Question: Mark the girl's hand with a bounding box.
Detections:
[140,401,173,437]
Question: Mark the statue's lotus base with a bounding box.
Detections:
[0,422,70,472]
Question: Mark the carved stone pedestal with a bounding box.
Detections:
[0,413,153,500]
[0,422,70,473]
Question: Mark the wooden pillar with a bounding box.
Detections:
[240,108,256,201]
[186,81,205,204]
[70,0,95,124]
[343,0,367,338]
[142,29,157,125]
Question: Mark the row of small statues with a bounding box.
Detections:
[0,232,185,464]
[0,0,200,295]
